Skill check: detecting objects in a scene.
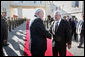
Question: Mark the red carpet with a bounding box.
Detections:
[24,21,74,56]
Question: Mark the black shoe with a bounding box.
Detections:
[78,46,81,48]
[3,44,9,46]
[77,46,84,48]
[9,30,11,32]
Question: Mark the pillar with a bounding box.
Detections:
[18,7,22,18]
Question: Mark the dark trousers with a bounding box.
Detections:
[71,30,74,38]
[0,41,4,56]
[71,30,77,41]
[31,49,46,56]
[79,32,84,47]
[9,24,12,32]
[52,43,66,56]
[74,31,77,41]
[12,23,14,30]
[32,51,45,56]
[32,53,45,56]
[3,23,8,45]
[0,47,4,56]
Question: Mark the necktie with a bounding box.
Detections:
[55,22,59,32]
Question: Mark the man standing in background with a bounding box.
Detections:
[78,14,84,48]
[74,17,78,41]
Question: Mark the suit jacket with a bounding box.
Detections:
[69,20,75,33]
[29,18,51,54]
[50,19,71,47]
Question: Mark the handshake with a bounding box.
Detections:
[66,43,71,49]
[47,28,71,49]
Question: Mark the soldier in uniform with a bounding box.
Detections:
[1,12,9,46]
[17,18,19,26]
[13,18,16,29]
[1,15,4,56]
[7,17,12,32]
[12,17,14,30]
[16,18,18,27]
[15,18,17,28]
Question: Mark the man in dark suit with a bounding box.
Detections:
[50,11,72,56]
[63,16,67,20]
[66,16,76,41]
[29,9,51,56]
[73,17,78,41]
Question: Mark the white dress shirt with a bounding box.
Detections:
[52,18,62,35]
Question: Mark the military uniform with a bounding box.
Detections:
[12,18,15,30]
[8,18,12,32]
[2,17,8,46]
[1,16,5,56]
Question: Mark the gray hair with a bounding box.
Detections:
[35,9,43,15]
[54,10,62,16]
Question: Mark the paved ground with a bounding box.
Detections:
[3,21,84,56]
[3,22,27,56]
[67,39,84,56]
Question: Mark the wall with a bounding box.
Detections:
[53,1,84,20]
[1,1,11,18]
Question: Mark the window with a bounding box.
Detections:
[40,1,42,4]
[21,1,24,3]
[72,1,79,8]
[34,1,36,4]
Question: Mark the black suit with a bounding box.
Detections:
[69,20,76,40]
[50,19,71,56]
[29,18,51,56]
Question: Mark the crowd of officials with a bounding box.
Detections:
[0,9,84,56]
[46,14,84,48]
[47,15,84,42]
[0,12,26,56]
[46,13,84,48]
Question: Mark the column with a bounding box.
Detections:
[18,7,22,18]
